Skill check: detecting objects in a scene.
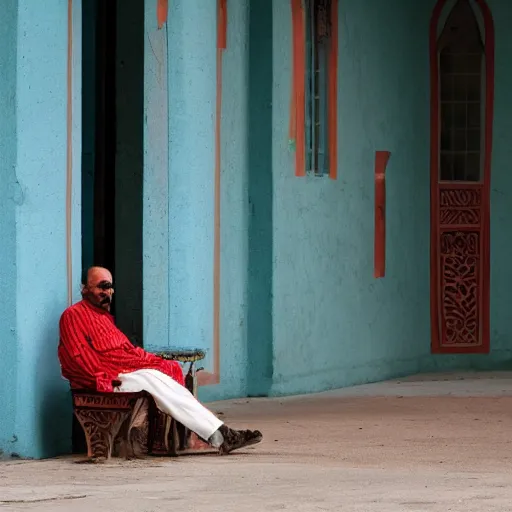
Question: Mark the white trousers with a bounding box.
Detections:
[115,369,223,441]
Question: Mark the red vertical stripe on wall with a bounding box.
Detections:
[291,0,306,177]
[213,0,227,382]
[217,0,227,49]
[157,0,168,29]
[328,0,338,180]
[374,151,390,278]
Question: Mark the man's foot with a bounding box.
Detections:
[217,425,262,455]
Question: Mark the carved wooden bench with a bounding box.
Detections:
[72,348,212,461]
[72,390,149,460]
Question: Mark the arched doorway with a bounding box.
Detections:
[429,0,494,353]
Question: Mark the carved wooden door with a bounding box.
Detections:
[430,0,493,353]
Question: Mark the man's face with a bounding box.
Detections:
[82,268,114,311]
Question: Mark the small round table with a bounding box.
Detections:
[152,348,206,397]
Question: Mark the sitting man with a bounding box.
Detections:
[58,266,262,454]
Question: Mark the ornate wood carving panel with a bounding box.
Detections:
[436,185,483,349]
[434,182,488,351]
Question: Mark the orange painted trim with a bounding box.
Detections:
[291,0,306,177]
[374,151,390,279]
[157,0,168,29]
[210,0,227,386]
[212,48,222,384]
[217,0,227,49]
[429,0,494,354]
[66,0,73,306]
[289,1,298,144]
[328,0,338,180]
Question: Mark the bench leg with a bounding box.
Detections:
[148,404,179,457]
[74,409,130,461]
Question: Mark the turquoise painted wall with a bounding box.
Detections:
[143,0,170,349]
[144,0,251,401]
[166,0,216,369]
[0,0,19,459]
[269,0,433,396]
[149,0,512,405]
[213,0,252,399]
[1,0,510,461]
[0,0,82,459]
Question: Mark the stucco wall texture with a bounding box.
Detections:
[3,0,512,459]
[0,0,82,459]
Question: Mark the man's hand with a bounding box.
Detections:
[112,379,122,388]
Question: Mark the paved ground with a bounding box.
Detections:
[2,372,512,512]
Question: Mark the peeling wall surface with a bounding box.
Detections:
[4,0,512,459]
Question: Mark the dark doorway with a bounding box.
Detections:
[81,0,144,343]
[76,0,144,453]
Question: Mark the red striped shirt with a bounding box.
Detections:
[58,300,184,392]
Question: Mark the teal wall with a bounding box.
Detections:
[2,0,512,460]
[0,0,19,459]
[143,0,170,349]
[145,0,512,403]
[0,0,82,459]
[269,0,433,396]
[246,0,274,397]
[486,0,512,365]
[166,0,216,368]
[144,0,252,400]
[215,0,252,398]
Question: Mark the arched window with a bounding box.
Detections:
[437,0,485,182]
[429,0,494,354]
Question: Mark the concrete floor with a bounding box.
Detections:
[2,372,512,512]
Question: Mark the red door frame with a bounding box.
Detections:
[429,0,494,353]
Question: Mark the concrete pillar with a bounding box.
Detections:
[0,0,82,459]
[143,0,170,348]
[143,0,217,365]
